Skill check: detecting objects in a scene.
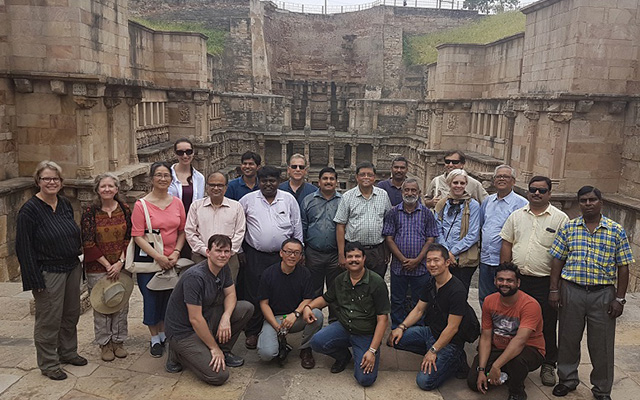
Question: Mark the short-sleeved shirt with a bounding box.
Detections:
[549,215,635,285]
[225,176,259,201]
[382,202,438,276]
[482,291,545,356]
[500,204,569,277]
[258,263,314,316]
[301,189,342,252]
[419,275,469,346]
[279,181,317,206]
[377,179,403,206]
[333,186,392,246]
[131,197,186,256]
[323,269,390,335]
[480,191,528,265]
[165,261,233,340]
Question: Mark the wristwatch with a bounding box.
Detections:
[476,366,485,372]
[293,310,301,318]
[428,346,438,354]
[118,258,125,264]
[616,297,627,305]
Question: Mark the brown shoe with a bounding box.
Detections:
[300,348,315,369]
[112,342,128,359]
[101,342,115,362]
[245,334,258,350]
[42,368,67,380]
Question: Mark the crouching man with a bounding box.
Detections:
[388,243,477,391]
[164,234,254,385]
[257,238,323,368]
[305,241,390,387]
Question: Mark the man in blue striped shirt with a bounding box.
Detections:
[383,178,438,328]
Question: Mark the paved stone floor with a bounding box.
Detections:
[0,282,639,400]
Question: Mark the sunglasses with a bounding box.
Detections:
[529,187,549,194]
[444,159,462,165]
[176,149,194,156]
[289,165,306,170]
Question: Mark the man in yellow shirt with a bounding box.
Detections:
[499,176,568,387]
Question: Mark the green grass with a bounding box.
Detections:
[130,17,226,55]
[404,11,526,66]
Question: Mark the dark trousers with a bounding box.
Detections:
[305,246,342,321]
[468,346,544,396]
[168,301,253,385]
[242,243,282,336]
[519,274,557,367]
[354,242,388,278]
[449,265,477,299]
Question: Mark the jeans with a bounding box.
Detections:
[478,262,498,307]
[257,309,324,361]
[390,270,431,329]
[394,326,463,390]
[310,321,380,387]
[137,272,172,326]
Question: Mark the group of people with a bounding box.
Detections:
[15,144,633,400]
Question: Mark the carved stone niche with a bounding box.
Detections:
[50,80,67,95]
[608,101,627,115]
[13,79,33,93]
[575,100,594,113]
[547,112,573,124]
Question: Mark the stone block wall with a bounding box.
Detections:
[620,101,640,199]
[482,33,524,98]
[0,79,18,181]
[0,180,36,282]
[432,44,486,99]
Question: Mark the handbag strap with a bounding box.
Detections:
[139,199,154,232]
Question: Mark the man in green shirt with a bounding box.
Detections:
[304,241,390,387]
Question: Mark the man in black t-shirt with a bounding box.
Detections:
[164,235,253,385]
[257,238,323,369]
[388,243,472,391]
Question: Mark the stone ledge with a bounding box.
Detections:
[0,178,34,196]
[136,142,174,157]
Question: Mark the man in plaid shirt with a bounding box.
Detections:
[548,186,635,400]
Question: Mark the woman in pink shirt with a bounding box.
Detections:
[131,161,186,358]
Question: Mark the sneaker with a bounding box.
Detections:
[112,342,128,359]
[41,368,67,380]
[100,342,115,362]
[150,342,163,358]
[224,352,245,368]
[60,355,88,366]
[540,364,557,387]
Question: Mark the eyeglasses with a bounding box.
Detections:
[444,159,462,165]
[207,183,226,188]
[282,250,302,257]
[153,174,172,180]
[289,165,306,170]
[528,187,549,194]
[175,149,194,156]
[39,177,61,183]
[494,175,513,180]
[357,173,375,178]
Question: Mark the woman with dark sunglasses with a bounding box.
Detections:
[168,138,204,258]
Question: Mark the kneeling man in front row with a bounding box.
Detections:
[257,238,323,368]
[305,241,390,387]
[467,262,544,400]
[388,243,477,391]
[164,234,254,385]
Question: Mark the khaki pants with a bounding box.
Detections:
[192,253,240,283]
[32,263,82,372]
[86,272,130,346]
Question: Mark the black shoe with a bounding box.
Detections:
[507,393,527,400]
[165,360,183,373]
[277,333,293,366]
[455,350,470,379]
[593,395,612,400]
[224,352,245,368]
[41,368,68,380]
[552,383,575,397]
[60,355,88,366]
[330,354,352,373]
[150,342,163,358]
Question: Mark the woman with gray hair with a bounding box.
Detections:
[81,173,132,362]
[16,161,86,380]
[434,169,481,295]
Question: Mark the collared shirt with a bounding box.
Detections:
[185,196,246,256]
[480,191,528,265]
[225,176,259,201]
[426,173,488,205]
[240,189,303,253]
[435,198,481,257]
[301,189,342,252]
[549,215,635,285]
[382,202,438,276]
[279,180,317,206]
[377,178,403,206]
[333,186,392,246]
[323,269,390,335]
[500,204,569,277]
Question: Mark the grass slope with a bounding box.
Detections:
[404,11,525,66]
[130,17,226,56]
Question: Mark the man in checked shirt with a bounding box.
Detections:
[548,186,635,400]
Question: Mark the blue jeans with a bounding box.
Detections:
[137,272,172,326]
[478,262,498,308]
[390,270,431,329]
[310,321,380,387]
[394,326,463,390]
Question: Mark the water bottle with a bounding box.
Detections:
[499,372,509,384]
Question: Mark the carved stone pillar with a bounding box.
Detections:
[257,134,266,167]
[126,97,142,164]
[104,97,122,171]
[280,139,289,168]
[74,96,98,179]
[520,110,540,183]
[304,140,310,165]
[430,108,444,149]
[547,112,573,191]
[305,103,312,129]
[350,142,358,170]
[328,126,336,168]
[503,110,516,165]
[283,102,292,132]
[372,138,380,166]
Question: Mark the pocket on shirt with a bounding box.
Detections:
[275,213,292,229]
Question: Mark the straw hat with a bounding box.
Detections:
[146,258,195,291]
[90,274,134,314]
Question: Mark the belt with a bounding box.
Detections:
[347,242,383,250]
[565,279,612,292]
